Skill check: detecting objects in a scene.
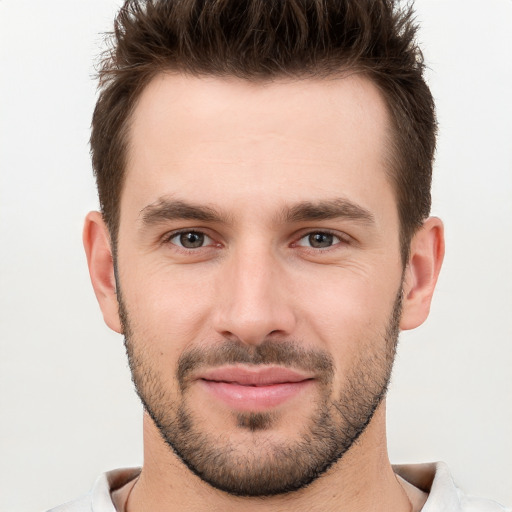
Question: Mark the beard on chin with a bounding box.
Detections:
[119,289,402,497]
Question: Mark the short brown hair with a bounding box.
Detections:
[91,0,436,262]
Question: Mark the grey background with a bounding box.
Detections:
[1,1,511,510]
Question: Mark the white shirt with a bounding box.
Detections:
[47,462,510,512]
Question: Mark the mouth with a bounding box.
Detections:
[196,366,315,412]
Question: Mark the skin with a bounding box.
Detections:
[84,73,444,512]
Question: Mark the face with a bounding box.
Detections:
[115,74,406,496]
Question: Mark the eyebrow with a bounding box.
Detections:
[139,197,374,227]
[280,199,375,225]
[139,199,231,226]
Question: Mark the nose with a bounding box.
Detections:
[213,245,297,345]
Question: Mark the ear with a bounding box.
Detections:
[83,211,123,334]
[400,217,445,331]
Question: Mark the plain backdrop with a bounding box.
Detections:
[1,1,511,510]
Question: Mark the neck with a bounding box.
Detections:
[127,403,412,512]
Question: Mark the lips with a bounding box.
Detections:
[196,366,315,412]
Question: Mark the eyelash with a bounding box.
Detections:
[163,230,218,250]
[162,229,350,252]
[292,230,349,250]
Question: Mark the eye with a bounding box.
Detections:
[168,230,213,249]
[296,231,342,249]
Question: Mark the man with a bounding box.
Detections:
[48,0,508,511]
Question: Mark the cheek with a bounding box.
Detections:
[296,264,397,327]
[293,267,399,375]
[121,271,215,399]
[120,261,219,349]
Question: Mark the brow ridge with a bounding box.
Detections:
[138,197,374,228]
[140,199,229,225]
[281,199,375,224]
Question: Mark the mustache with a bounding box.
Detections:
[177,339,334,389]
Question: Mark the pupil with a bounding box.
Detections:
[309,233,333,248]
[180,232,204,248]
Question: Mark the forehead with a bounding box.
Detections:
[123,72,395,223]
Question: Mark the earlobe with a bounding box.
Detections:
[400,217,445,331]
[83,211,123,334]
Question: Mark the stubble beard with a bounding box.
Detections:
[119,290,402,497]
